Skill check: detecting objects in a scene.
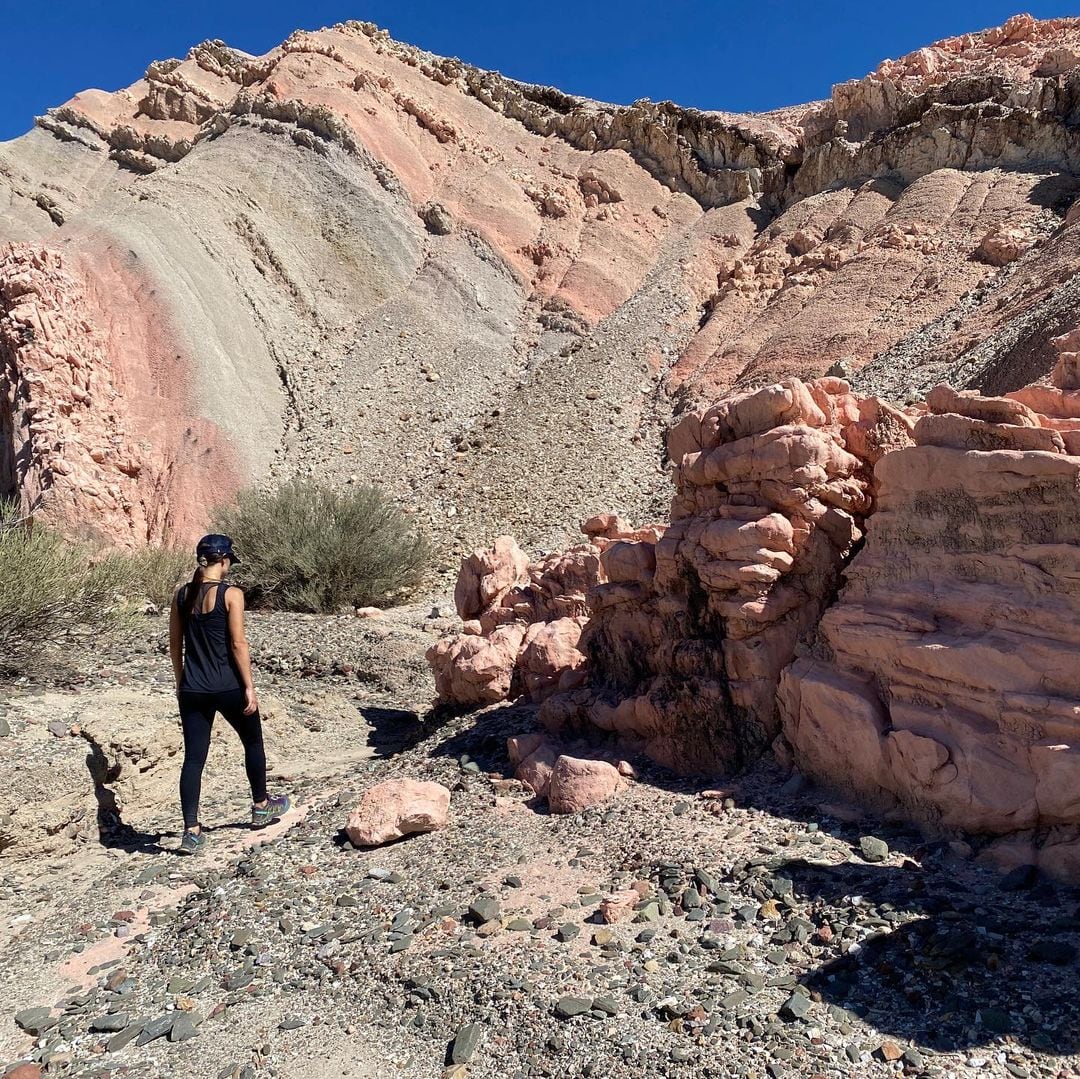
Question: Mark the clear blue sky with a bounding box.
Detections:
[1,1,1075,141]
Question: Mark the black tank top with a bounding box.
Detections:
[179,580,243,694]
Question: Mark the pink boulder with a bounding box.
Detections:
[346,779,451,846]
[547,755,624,814]
[599,889,640,924]
[426,624,526,706]
[454,535,529,620]
[518,616,587,702]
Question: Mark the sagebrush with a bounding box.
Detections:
[0,506,135,675]
[125,546,191,608]
[211,480,431,612]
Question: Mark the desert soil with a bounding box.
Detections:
[0,606,1078,1079]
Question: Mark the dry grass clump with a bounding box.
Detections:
[0,505,133,675]
[124,546,191,608]
[0,501,192,676]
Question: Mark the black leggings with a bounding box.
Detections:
[178,689,267,828]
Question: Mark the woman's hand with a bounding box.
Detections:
[244,686,259,716]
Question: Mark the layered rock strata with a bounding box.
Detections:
[539,379,907,772]
[6,17,1080,547]
[779,369,1080,879]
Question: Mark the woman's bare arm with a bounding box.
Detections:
[226,587,259,714]
[168,588,184,691]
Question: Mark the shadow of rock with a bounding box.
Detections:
[83,734,165,855]
[424,700,1080,1056]
[783,856,1080,1055]
[359,706,431,758]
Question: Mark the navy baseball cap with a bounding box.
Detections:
[195,534,240,564]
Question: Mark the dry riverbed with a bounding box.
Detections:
[0,607,1078,1079]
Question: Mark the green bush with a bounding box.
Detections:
[126,546,191,608]
[0,504,139,676]
[211,479,431,612]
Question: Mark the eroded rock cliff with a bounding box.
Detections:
[0,243,236,542]
[780,366,1080,879]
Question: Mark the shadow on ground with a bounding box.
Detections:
[359,706,431,758]
[425,701,1080,1056]
[785,856,1080,1056]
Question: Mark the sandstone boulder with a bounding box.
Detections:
[345,779,451,847]
[547,755,623,814]
[426,624,526,707]
[976,225,1032,266]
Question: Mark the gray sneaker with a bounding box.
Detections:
[179,829,209,855]
[252,794,291,829]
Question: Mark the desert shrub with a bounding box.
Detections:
[0,504,139,676]
[211,479,431,612]
[126,546,191,608]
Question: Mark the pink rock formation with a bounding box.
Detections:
[454,536,530,623]
[345,778,451,846]
[0,244,238,543]
[427,521,651,708]
[435,362,1080,876]
[779,368,1080,880]
[518,617,589,702]
[427,624,526,707]
[539,378,903,772]
[546,755,624,814]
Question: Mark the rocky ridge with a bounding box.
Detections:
[5,16,1080,551]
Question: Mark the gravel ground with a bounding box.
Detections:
[1,614,1079,1079]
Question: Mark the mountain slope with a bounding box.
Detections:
[3,14,1080,555]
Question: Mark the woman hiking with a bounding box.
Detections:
[169,534,290,854]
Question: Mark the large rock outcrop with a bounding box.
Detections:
[427,518,654,707]
[5,17,1080,552]
[779,368,1080,879]
[431,363,1080,877]
[536,379,912,771]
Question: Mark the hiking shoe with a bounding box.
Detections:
[179,829,208,855]
[252,794,291,829]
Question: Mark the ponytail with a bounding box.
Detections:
[183,555,216,623]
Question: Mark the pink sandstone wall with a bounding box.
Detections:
[431,360,1080,878]
[0,243,240,545]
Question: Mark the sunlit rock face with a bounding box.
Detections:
[780,367,1080,881]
